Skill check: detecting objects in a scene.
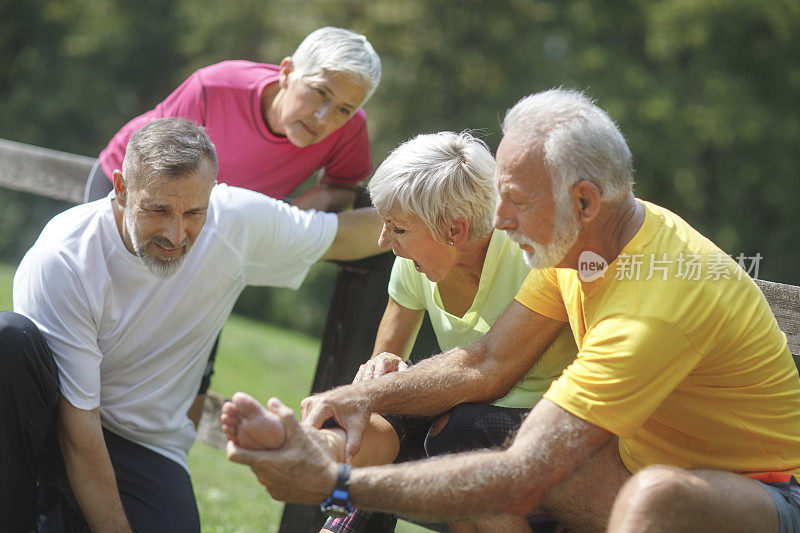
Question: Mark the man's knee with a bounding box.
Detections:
[0,311,39,371]
[613,465,694,518]
[0,310,36,337]
[0,311,57,387]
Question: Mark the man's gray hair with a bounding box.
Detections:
[368,131,497,241]
[502,88,633,202]
[291,27,382,103]
[122,117,218,190]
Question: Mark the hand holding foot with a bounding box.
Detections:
[301,388,373,463]
[225,396,339,505]
[221,392,286,450]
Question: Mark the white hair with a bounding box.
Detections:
[291,27,382,104]
[368,131,498,241]
[502,88,633,203]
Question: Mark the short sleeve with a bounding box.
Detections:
[219,187,338,289]
[544,315,702,437]
[321,111,372,185]
[387,257,426,311]
[13,250,103,410]
[514,268,568,322]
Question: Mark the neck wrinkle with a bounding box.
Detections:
[593,194,644,265]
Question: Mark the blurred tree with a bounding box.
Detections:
[636,0,800,283]
[1,0,797,304]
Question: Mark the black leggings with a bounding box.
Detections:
[0,311,60,532]
[0,311,200,533]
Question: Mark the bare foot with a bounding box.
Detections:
[220,393,396,467]
[221,392,286,449]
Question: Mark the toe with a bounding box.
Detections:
[233,392,269,418]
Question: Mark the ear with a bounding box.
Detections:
[448,217,470,247]
[572,180,602,223]
[112,170,127,207]
[278,57,294,88]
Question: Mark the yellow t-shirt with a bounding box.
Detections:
[515,200,800,478]
[389,229,577,408]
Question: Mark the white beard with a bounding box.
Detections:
[124,208,190,279]
[508,190,580,270]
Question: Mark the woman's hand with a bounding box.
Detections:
[301,387,372,463]
[353,352,409,383]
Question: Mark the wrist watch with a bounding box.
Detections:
[320,463,354,518]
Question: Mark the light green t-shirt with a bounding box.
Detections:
[388,229,577,408]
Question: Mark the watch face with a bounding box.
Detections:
[322,503,350,518]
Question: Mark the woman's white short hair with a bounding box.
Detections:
[502,88,634,202]
[291,27,382,104]
[368,131,498,241]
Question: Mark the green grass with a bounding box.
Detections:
[189,313,322,532]
[1,263,13,310]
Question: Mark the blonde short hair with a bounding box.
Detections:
[368,131,497,241]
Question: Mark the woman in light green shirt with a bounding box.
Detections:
[361,132,576,409]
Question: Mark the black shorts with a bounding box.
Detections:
[323,403,532,533]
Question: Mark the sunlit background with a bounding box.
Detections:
[2,1,798,530]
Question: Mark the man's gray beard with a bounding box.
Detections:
[509,191,580,270]
[124,209,189,279]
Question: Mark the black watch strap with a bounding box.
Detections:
[320,463,354,518]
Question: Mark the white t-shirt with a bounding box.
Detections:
[13,184,337,470]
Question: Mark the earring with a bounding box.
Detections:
[449,241,454,246]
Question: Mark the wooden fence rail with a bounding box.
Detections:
[0,138,91,203]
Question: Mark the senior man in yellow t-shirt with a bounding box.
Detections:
[225,88,800,533]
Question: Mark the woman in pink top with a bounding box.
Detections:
[86,26,382,212]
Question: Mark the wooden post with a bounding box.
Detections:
[278,190,395,532]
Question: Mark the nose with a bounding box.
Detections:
[377,224,393,250]
[164,215,189,246]
[493,199,517,231]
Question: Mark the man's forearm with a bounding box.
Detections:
[321,207,384,261]
[346,302,565,417]
[231,397,613,524]
[349,400,612,522]
[351,344,513,417]
[58,400,131,532]
[349,448,538,521]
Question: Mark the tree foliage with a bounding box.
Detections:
[1,0,797,305]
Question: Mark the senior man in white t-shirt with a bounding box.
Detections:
[0,117,383,533]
